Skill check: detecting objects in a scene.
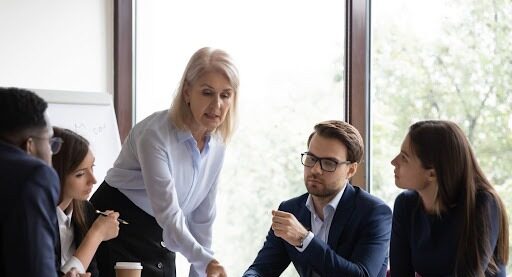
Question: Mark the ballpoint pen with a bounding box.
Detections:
[95,210,129,225]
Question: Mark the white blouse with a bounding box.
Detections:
[106,110,226,277]
[56,207,85,274]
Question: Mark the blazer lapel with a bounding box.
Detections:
[296,196,313,277]
[54,216,62,273]
[327,184,357,248]
[296,196,312,232]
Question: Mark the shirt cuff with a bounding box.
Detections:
[192,258,212,277]
[295,231,314,252]
[61,256,85,274]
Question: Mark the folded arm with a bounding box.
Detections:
[64,211,120,274]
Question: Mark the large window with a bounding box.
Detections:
[371,0,512,270]
[135,1,345,275]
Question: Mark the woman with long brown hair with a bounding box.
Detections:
[389,120,508,277]
[52,127,120,276]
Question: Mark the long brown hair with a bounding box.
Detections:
[52,127,91,238]
[408,120,508,277]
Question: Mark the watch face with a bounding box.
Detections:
[296,231,308,248]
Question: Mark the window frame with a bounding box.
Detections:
[113,0,134,142]
[113,0,371,189]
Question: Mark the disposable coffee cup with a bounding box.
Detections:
[115,262,143,277]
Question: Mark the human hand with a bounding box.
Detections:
[206,259,227,277]
[63,268,91,277]
[271,210,308,247]
[90,210,120,241]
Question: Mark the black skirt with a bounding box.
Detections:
[90,181,176,277]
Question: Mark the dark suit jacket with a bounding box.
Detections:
[0,141,61,277]
[243,184,392,277]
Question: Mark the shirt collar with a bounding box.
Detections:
[0,140,27,156]
[305,181,347,216]
[175,128,212,146]
[176,127,193,143]
[56,206,73,228]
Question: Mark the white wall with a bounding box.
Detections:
[0,0,113,94]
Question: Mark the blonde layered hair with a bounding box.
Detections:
[169,47,239,143]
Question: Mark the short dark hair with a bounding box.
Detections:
[307,120,364,163]
[0,87,48,136]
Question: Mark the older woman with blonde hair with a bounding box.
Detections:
[91,47,239,277]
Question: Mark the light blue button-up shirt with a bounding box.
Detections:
[297,182,347,252]
[297,184,346,277]
[105,110,225,277]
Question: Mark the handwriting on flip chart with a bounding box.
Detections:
[35,90,122,194]
[73,122,107,137]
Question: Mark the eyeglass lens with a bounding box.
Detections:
[302,153,337,172]
[50,137,63,154]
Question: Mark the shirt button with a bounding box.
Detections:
[157,262,163,269]
[160,241,166,248]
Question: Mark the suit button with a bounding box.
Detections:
[157,262,163,269]
[160,241,166,248]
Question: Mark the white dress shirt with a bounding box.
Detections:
[56,207,85,274]
[105,110,225,277]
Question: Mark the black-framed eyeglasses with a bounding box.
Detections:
[32,136,63,155]
[301,152,352,172]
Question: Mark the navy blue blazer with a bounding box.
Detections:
[0,141,61,277]
[390,190,506,277]
[243,184,392,277]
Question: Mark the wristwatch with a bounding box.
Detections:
[296,231,309,248]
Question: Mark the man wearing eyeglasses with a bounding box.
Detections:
[243,120,392,277]
[0,87,86,277]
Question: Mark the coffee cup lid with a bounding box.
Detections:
[115,262,143,270]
